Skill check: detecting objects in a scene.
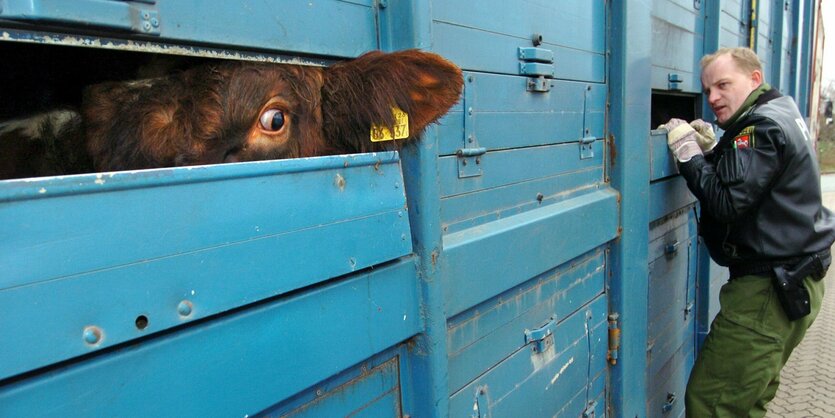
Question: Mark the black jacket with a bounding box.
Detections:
[679,88,835,266]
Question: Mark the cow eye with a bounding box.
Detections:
[259,109,285,132]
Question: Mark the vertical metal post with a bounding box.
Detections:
[770,0,786,90]
[795,0,815,116]
[607,1,651,417]
[387,1,449,417]
[697,0,723,353]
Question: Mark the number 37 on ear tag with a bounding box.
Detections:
[370,107,410,142]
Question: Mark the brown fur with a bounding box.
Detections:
[0,49,462,179]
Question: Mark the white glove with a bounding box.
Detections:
[663,118,702,163]
[689,119,717,154]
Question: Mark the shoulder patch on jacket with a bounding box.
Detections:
[733,126,755,149]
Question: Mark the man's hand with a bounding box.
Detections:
[663,118,702,163]
[690,119,717,153]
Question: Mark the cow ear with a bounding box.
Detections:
[321,49,463,153]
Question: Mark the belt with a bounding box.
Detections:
[728,248,831,280]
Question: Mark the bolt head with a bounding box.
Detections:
[178,300,194,317]
[83,326,103,345]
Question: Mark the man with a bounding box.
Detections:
[664,47,835,417]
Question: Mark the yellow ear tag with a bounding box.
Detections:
[370,107,409,142]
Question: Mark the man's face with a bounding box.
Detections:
[701,54,763,125]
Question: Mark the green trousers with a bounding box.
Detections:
[685,274,825,418]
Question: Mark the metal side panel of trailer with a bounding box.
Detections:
[0,1,821,417]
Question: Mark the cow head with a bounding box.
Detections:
[83,49,463,171]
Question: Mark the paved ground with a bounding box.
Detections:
[764,179,835,418]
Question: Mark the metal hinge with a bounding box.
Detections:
[583,401,598,418]
[458,74,485,178]
[607,313,621,365]
[472,386,490,418]
[525,317,556,353]
[684,302,694,320]
[662,392,678,413]
[580,85,597,159]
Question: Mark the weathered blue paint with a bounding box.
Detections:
[0,260,421,417]
[0,153,412,381]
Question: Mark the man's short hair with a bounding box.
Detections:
[701,47,763,74]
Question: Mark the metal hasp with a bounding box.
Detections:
[580,85,596,159]
[473,385,490,418]
[662,392,678,413]
[668,73,683,91]
[580,136,595,159]
[583,401,598,418]
[458,74,485,178]
[0,0,161,35]
[607,313,621,365]
[518,46,554,92]
[524,317,556,353]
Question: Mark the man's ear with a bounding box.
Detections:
[321,49,463,153]
[751,69,764,87]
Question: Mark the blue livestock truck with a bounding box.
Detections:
[0,1,824,417]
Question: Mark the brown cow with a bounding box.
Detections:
[0,49,463,179]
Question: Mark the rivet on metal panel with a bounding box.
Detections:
[83,326,103,346]
[142,21,152,32]
[378,0,388,8]
[315,388,324,397]
[151,17,159,27]
[536,193,544,203]
[693,0,702,10]
[531,33,543,46]
[178,300,193,317]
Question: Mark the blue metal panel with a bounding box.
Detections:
[439,141,605,198]
[0,260,421,416]
[0,153,413,380]
[448,295,608,417]
[719,0,751,47]
[443,189,618,317]
[649,177,698,222]
[0,0,378,58]
[447,249,606,392]
[441,168,605,234]
[431,0,606,82]
[436,76,606,156]
[650,129,680,181]
[651,0,706,93]
[261,355,402,417]
[646,342,695,418]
